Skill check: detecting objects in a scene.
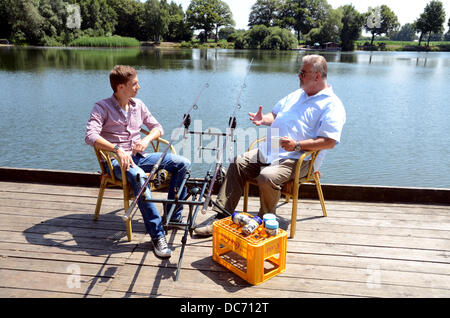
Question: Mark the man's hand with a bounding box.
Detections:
[280,136,296,151]
[132,139,150,156]
[117,148,134,171]
[249,105,264,126]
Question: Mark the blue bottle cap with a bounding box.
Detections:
[263,213,276,223]
[265,219,279,230]
[253,216,262,224]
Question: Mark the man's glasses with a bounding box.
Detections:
[298,70,314,77]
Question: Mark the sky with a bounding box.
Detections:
[171,0,449,32]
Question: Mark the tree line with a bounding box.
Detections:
[0,0,449,50]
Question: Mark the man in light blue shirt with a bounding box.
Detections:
[194,55,346,236]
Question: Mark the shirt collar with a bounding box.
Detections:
[110,94,137,110]
[303,85,333,100]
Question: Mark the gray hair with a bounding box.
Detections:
[301,55,328,78]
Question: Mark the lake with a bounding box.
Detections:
[0,46,449,188]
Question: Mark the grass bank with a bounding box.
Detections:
[180,39,234,49]
[355,40,450,52]
[69,36,140,48]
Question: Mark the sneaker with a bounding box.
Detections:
[193,214,221,237]
[152,236,172,258]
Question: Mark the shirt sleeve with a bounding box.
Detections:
[142,104,164,136]
[316,100,346,144]
[85,103,106,147]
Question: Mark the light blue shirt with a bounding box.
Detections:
[259,85,346,170]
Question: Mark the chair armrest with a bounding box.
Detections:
[248,136,267,151]
[96,149,128,187]
[140,129,176,154]
[294,150,321,183]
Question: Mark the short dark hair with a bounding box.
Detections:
[109,65,137,92]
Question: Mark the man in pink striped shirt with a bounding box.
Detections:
[86,65,191,258]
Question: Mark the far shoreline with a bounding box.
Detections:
[2,41,450,52]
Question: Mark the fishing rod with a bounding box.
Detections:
[121,70,216,223]
[201,58,254,215]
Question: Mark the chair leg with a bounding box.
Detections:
[290,187,299,239]
[123,190,133,242]
[125,218,132,242]
[94,178,107,221]
[243,182,249,212]
[314,173,327,217]
[285,194,290,203]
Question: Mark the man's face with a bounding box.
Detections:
[122,75,140,98]
[298,63,316,91]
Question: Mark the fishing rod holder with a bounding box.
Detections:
[141,168,231,282]
[183,114,237,160]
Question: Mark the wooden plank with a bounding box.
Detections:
[0,268,108,297]
[289,241,450,263]
[4,189,450,220]
[108,264,449,298]
[1,181,449,298]
[0,231,140,258]
[286,252,450,276]
[0,287,85,298]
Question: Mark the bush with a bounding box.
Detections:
[261,27,297,50]
[69,36,140,47]
[233,25,297,50]
[234,33,250,49]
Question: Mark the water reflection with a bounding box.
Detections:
[0,47,449,188]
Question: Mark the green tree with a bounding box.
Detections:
[107,0,144,39]
[414,0,446,46]
[248,0,282,28]
[7,0,45,44]
[186,0,233,43]
[0,0,12,40]
[364,5,399,45]
[75,0,117,36]
[142,0,169,42]
[279,0,331,43]
[306,7,342,45]
[340,4,364,51]
[218,26,236,41]
[390,23,417,41]
[165,1,193,42]
[414,15,427,46]
[261,26,297,50]
[38,0,69,45]
[248,24,271,47]
[212,0,234,42]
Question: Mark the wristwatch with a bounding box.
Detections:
[113,144,120,153]
[294,142,301,152]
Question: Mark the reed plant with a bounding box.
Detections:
[69,36,140,47]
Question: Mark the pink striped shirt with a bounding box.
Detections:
[85,95,164,154]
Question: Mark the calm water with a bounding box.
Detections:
[0,47,449,188]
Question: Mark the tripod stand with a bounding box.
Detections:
[144,168,231,281]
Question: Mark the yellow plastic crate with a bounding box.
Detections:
[212,214,287,285]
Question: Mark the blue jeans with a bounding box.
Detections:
[108,152,191,240]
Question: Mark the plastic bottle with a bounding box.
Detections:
[265,219,279,236]
[242,216,262,236]
[263,213,276,225]
[232,212,253,226]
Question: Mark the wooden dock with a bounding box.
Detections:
[0,180,449,298]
